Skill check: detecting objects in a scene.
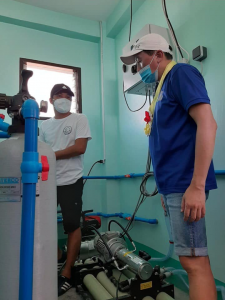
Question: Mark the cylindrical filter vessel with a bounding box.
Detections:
[156,292,174,300]
[112,269,128,281]
[97,271,128,298]
[0,134,57,299]
[83,274,112,300]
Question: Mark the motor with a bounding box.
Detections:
[94,231,153,281]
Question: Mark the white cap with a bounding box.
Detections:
[120,33,173,65]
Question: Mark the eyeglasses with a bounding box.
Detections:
[135,57,143,69]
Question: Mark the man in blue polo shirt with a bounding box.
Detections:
[121,34,217,300]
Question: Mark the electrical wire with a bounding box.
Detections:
[116,272,123,300]
[108,220,133,243]
[120,149,158,239]
[148,89,151,105]
[129,0,133,42]
[140,149,158,197]
[162,0,190,63]
[123,82,147,112]
[162,0,183,59]
[83,160,103,185]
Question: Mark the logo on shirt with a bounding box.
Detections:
[63,126,72,135]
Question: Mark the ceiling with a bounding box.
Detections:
[14,0,120,21]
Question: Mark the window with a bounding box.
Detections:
[20,59,82,119]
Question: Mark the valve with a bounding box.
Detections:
[41,156,49,181]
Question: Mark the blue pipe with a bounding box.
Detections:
[85,212,158,224]
[57,212,158,225]
[83,171,225,180]
[0,117,10,132]
[0,131,10,138]
[19,100,42,300]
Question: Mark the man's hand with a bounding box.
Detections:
[181,184,206,222]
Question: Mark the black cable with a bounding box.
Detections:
[87,225,114,259]
[140,150,158,197]
[116,272,122,300]
[108,220,133,243]
[163,0,183,58]
[83,160,103,185]
[120,150,158,239]
[129,0,133,42]
[123,82,147,112]
[120,193,145,238]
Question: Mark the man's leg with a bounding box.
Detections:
[180,256,216,300]
[61,227,81,279]
[58,178,83,279]
[162,193,216,300]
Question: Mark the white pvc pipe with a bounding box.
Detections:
[99,21,106,162]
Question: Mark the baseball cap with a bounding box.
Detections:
[120,33,173,65]
[50,84,74,98]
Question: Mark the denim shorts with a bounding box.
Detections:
[162,192,209,257]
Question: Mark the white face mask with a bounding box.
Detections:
[53,98,71,114]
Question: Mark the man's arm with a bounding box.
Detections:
[181,103,217,222]
[55,138,88,160]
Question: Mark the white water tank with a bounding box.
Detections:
[0,133,57,300]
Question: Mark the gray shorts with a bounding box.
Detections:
[162,192,209,257]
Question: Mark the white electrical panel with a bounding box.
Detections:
[122,24,176,95]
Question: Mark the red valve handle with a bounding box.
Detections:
[41,156,49,181]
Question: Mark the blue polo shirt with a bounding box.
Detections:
[149,63,217,194]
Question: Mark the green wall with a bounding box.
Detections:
[1,0,225,294]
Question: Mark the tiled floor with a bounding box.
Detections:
[59,287,189,300]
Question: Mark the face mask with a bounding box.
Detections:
[139,53,159,84]
[53,98,71,114]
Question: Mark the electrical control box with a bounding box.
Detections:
[122,24,176,96]
[192,46,207,62]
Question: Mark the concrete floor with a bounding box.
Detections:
[59,287,189,300]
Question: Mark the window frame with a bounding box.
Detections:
[19,58,82,120]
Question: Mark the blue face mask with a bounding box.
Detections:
[139,53,159,84]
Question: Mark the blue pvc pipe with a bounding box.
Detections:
[57,212,158,225]
[0,118,10,132]
[19,184,36,300]
[215,170,225,175]
[0,131,10,138]
[83,171,225,180]
[19,100,40,300]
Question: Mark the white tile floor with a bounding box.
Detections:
[59,287,189,300]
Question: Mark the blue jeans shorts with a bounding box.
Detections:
[162,192,209,257]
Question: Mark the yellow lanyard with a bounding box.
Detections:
[144,61,177,136]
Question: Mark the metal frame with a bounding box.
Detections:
[19,58,82,120]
